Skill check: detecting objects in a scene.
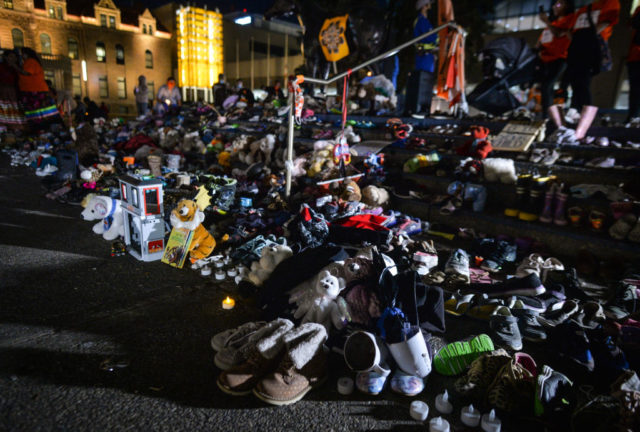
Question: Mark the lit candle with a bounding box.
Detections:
[222,296,235,310]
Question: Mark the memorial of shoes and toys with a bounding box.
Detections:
[4,22,640,432]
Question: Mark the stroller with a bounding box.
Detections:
[467,37,537,115]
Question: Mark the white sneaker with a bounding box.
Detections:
[35,164,58,176]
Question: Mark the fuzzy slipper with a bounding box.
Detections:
[609,213,638,240]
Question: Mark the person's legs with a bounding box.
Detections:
[567,62,592,111]
[540,59,567,117]
[627,61,640,121]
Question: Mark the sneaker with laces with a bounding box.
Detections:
[444,249,470,284]
[473,274,546,297]
[534,365,573,417]
[537,300,579,328]
[475,239,517,273]
[512,308,547,342]
[486,358,535,414]
[489,309,523,351]
[549,321,595,372]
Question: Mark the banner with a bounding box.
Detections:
[319,15,350,62]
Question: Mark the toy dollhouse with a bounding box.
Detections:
[118,175,165,261]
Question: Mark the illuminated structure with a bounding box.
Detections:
[176,5,223,102]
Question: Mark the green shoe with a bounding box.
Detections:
[433,334,495,376]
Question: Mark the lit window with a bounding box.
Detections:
[4,1,14,9]
[68,38,78,59]
[99,76,108,98]
[115,44,124,65]
[48,5,55,17]
[12,28,23,48]
[117,77,126,99]
[72,74,81,97]
[100,14,107,27]
[96,42,106,62]
[143,24,147,34]
[57,6,63,19]
[40,34,52,54]
[145,50,153,69]
[109,16,116,28]
[149,25,153,35]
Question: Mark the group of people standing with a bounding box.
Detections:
[534,0,640,119]
[0,47,61,131]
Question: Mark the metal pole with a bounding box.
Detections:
[285,92,294,198]
[284,33,288,82]
[303,22,463,85]
[267,33,271,85]
[250,37,254,90]
[235,39,239,79]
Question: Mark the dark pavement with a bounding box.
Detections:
[0,155,428,432]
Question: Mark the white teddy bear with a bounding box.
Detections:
[247,243,293,286]
[81,195,124,241]
[289,270,347,331]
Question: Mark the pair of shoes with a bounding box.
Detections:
[489,307,524,350]
[512,307,548,342]
[217,319,328,405]
[433,334,495,376]
[609,213,640,241]
[515,253,564,283]
[444,249,470,283]
[356,368,425,397]
[475,238,517,273]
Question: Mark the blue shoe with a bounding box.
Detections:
[390,369,424,396]
[356,370,389,395]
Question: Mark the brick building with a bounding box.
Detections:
[0,0,172,115]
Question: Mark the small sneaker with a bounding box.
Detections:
[534,365,573,417]
[537,300,579,328]
[471,274,546,297]
[444,249,470,284]
[489,309,523,351]
[486,357,535,414]
[390,369,424,396]
[477,239,517,273]
[355,370,389,395]
[512,308,547,342]
[548,321,595,372]
[433,334,495,376]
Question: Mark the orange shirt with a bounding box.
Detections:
[629,7,640,62]
[538,13,576,63]
[18,58,50,93]
[572,0,620,41]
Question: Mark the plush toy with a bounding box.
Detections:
[170,199,216,263]
[289,270,348,330]
[244,134,276,165]
[81,195,124,241]
[361,185,390,207]
[247,243,293,286]
[339,180,362,202]
[483,158,517,184]
[308,141,335,177]
[456,126,493,159]
[181,131,205,153]
[218,151,231,168]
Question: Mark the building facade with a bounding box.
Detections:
[0,0,172,115]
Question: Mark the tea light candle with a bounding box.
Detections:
[222,296,235,310]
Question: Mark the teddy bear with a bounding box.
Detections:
[483,158,517,184]
[339,180,362,202]
[361,185,390,207]
[242,134,276,165]
[247,243,293,287]
[170,199,216,263]
[289,270,348,330]
[81,195,124,241]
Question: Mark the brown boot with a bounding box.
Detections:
[253,323,328,405]
[217,318,294,396]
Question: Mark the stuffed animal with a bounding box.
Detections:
[170,199,216,263]
[456,126,493,159]
[247,243,293,286]
[361,185,390,207]
[244,134,276,165]
[81,195,124,241]
[339,180,362,202]
[289,269,348,330]
[308,141,335,177]
[483,158,517,184]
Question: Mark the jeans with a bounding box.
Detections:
[136,102,148,116]
[537,59,567,116]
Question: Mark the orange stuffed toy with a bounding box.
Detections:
[169,199,216,263]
